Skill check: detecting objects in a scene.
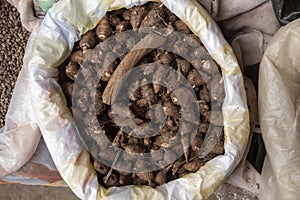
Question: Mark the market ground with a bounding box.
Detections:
[0,183,257,199]
[0,185,79,200]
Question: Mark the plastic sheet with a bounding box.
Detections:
[0,29,41,178]
[1,0,250,199]
[259,18,300,200]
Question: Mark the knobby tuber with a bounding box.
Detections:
[96,16,112,41]
[130,6,148,30]
[140,4,165,28]
[79,31,98,52]
[174,20,191,35]
[65,61,79,81]
[59,2,225,189]
[187,69,204,88]
[183,158,204,173]
[102,32,166,105]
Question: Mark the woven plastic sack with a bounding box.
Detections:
[259,18,300,200]
[1,0,249,199]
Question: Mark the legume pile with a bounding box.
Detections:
[0,0,29,128]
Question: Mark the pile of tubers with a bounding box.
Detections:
[59,2,225,188]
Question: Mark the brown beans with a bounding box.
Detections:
[0,0,29,128]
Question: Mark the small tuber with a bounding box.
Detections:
[96,16,112,41]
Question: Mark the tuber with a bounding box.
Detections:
[183,159,204,173]
[65,61,79,80]
[79,31,98,52]
[187,69,204,88]
[174,20,190,35]
[140,4,165,28]
[96,16,112,41]
[130,6,148,30]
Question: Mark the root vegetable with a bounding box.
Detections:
[102,32,166,105]
[116,21,129,32]
[143,137,152,148]
[154,165,172,185]
[183,159,204,172]
[198,122,209,133]
[103,173,119,187]
[166,117,177,131]
[169,97,179,110]
[70,49,91,65]
[141,81,156,104]
[122,9,131,21]
[130,6,148,30]
[165,9,177,23]
[163,100,179,117]
[108,15,121,27]
[132,175,148,185]
[140,5,165,28]
[94,161,109,174]
[172,156,185,175]
[65,61,79,80]
[176,58,192,76]
[153,83,163,94]
[210,137,225,155]
[174,20,190,34]
[155,129,177,148]
[191,134,203,154]
[102,54,118,82]
[154,51,173,65]
[177,166,187,175]
[198,100,209,116]
[199,85,210,103]
[96,16,112,41]
[123,143,147,154]
[119,174,133,185]
[136,172,153,185]
[79,31,98,52]
[187,69,204,88]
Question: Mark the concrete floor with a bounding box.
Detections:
[0,183,257,200]
[0,185,79,200]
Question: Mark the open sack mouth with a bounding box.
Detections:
[23,0,249,199]
[60,2,225,188]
